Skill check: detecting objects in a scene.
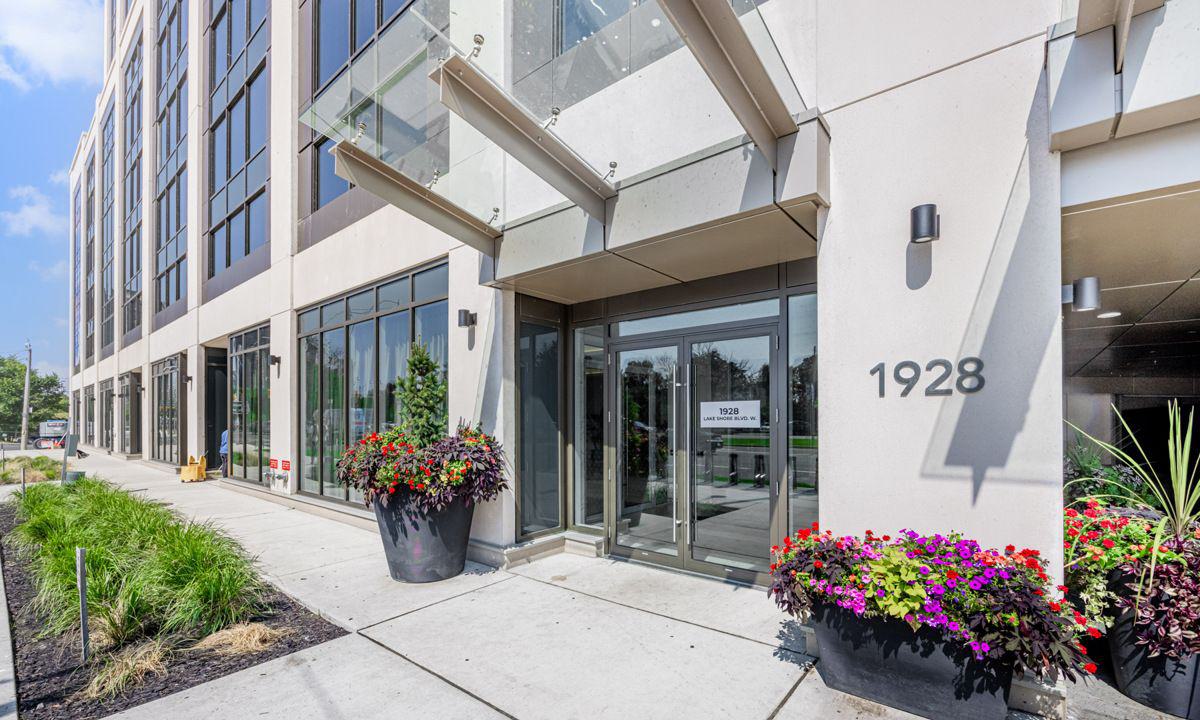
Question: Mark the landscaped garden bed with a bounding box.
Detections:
[0,455,63,484]
[0,479,345,720]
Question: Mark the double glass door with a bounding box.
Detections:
[610,328,779,581]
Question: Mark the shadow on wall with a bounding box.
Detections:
[923,72,1061,503]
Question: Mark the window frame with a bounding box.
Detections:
[295,259,449,504]
[123,39,144,338]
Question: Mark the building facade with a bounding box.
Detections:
[66,0,1200,586]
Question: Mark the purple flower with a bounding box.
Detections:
[919,566,930,575]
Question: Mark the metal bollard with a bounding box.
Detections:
[76,547,89,663]
[20,466,25,493]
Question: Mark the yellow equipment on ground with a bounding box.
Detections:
[180,455,207,482]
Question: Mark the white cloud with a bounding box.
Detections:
[0,0,103,89]
[48,169,69,185]
[30,259,68,281]
[0,186,68,238]
[0,55,30,91]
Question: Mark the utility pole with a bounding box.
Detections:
[19,341,31,451]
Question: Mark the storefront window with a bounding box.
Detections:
[297,261,448,500]
[118,372,141,454]
[99,380,115,450]
[230,326,270,482]
[788,294,818,533]
[519,319,562,535]
[152,355,183,464]
[83,385,95,445]
[573,325,604,527]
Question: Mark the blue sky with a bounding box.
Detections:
[0,0,104,380]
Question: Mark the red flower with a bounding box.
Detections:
[1077,643,1088,655]
[1102,539,1115,549]
[946,570,959,580]
[1087,627,1101,639]
[1049,600,1061,611]
[881,535,891,541]
[1084,663,1097,674]
[1005,544,1016,554]
[813,560,824,569]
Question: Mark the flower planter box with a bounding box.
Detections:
[373,493,475,583]
[811,604,1012,720]
[1109,606,1200,719]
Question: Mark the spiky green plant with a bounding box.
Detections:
[1068,400,1200,599]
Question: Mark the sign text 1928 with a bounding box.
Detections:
[869,358,985,398]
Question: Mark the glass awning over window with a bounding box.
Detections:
[300,0,807,244]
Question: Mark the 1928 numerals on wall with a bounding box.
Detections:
[869,358,985,398]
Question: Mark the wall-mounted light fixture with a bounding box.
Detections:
[269,354,281,367]
[910,204,940,243]
[1061,276,1101,312]
[457,309,477,328]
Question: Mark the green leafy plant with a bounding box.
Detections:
[396,342,447,449]
[1068,401,1200,601]
[868,545,928,625]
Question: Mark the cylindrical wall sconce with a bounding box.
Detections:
[910,204,940,243]
[1071,276,1101,312]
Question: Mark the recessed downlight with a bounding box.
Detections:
[1096,311,1122,319]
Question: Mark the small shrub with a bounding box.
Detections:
[0,455,63,484]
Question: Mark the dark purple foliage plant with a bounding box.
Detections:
[1115,541,1200,659]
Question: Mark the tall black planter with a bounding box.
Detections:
[811,604,1012,720]
[372,493,475,583]
[1109,606,1200,719]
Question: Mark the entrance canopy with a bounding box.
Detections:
[299,0,824,283]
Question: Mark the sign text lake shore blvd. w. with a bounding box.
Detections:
[699,401,761,428]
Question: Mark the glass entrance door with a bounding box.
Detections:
[614,343,683,562]
[688,332,775,573]
[610,329,779,580]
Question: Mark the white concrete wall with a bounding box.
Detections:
[816,34,1066,578]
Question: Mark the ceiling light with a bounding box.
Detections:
[1096,311,1122,319]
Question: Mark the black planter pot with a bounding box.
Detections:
[1108,606,1200,719]
[372,492,475,583]
[811,604,1012,720]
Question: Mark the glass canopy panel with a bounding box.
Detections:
[505,0,806,216]
[727,0,806,115]
[300,0,567,228]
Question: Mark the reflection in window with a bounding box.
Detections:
[155,0,188,312]
[230,326,270,483]
[100,107,116,351]
[297,263,448,500]
[208,0,270,278]
[520,321,561,535]
[122,42,143,335]
[314,136,349,208]
[788,294,818,534]
[573,325,604,527]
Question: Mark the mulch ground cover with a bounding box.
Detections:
[0,503,347,720]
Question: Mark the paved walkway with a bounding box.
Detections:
[1,451,1171,719]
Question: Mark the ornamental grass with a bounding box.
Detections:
[10,478,265,694]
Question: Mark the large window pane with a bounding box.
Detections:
[246,350,262,482]
[413,263,448,302]
[315,137,349,207]
[230,353,245,477]
[354,0,375,50]
[561,0,630,51]
[248,70,267,154]
[788,294,818,534]
[229,93,247,171]
[260,346,271,473]
[573,325,604,527]
[317,0,350,88]
[378,310,410,429]
[322,329,347,499]
[414,300,448,372]
[348,320,375,503]
[300,334,322,493]
[519,321,561,535]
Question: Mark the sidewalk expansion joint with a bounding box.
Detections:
[765,665,813,720]
[356,632,520,720]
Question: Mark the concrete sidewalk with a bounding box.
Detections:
[3,452,1165,720]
